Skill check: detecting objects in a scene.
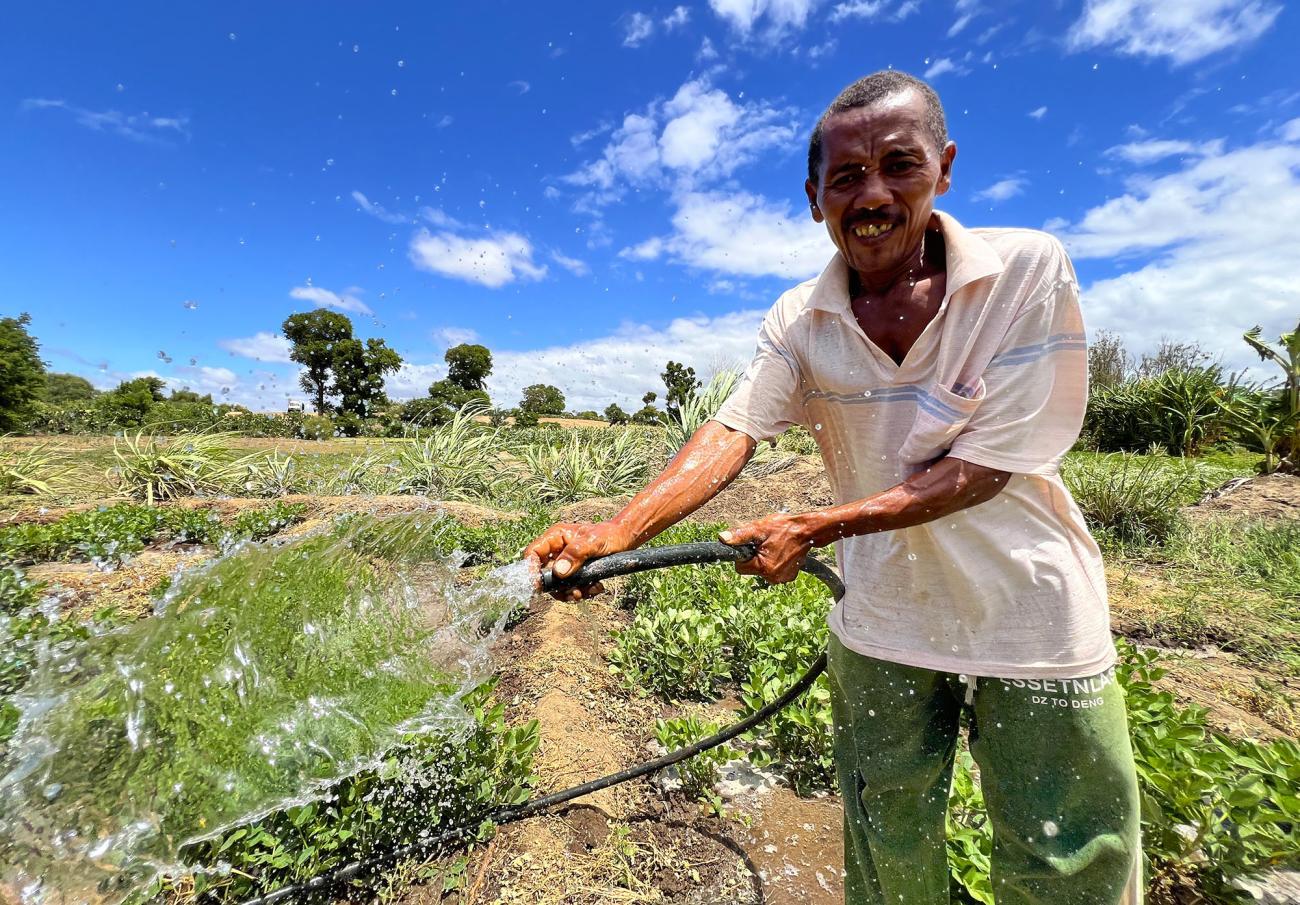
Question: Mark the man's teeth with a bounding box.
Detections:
[853,222,894,238]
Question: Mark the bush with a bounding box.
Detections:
[610,606,731,700]
[1083,367,1232,455]
[108,430,251,503]
[0,439,71,495]
[513,429,651,504]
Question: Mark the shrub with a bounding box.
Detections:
[1083,367,1232,455]
[739,663,835,796]
[231,451,312,497]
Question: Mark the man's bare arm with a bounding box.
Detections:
[523,420,756,597]
[722,457,1010,583]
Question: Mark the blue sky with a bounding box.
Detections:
[3,0,1296,412]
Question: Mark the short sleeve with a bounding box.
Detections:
[712,304,805,442]
[948,253,1087,476]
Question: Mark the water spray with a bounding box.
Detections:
[226,541,844,905]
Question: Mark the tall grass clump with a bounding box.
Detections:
[0,513,532,905]
[390,404,504,500]
[1062,454,1199,549]
[515,428,651,504]
[0,439,72,496]
[1083,367,1232,456]
[109,429,250,503]
[1168,518,1300,602]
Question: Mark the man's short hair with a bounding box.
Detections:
[807,70,949,184]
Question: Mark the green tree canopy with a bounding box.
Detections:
[168,388,213,404]
[44,372,97,405]
[97,376,166,427]
[0,313,46,432]
[604,403,630,425]
[642,391,657,406]
[282,309,354,414]
[632,405,662,425]
[661,360,701,419]
[519,384,565,416]
[445,343,493,392]
[281,310,403,422]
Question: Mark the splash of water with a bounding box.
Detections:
[0,512,534,905]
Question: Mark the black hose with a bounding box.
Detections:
[228,542,844,905]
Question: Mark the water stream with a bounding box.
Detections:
[0,512,533,905]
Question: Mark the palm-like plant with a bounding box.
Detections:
[516,429,652,504]
[1233,320,1300,474]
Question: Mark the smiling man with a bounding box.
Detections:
[526,71,1141,905]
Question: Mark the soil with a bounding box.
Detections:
[556,458,834,527]
[1189,473,1300,520]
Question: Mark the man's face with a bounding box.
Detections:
[805,90,955,282]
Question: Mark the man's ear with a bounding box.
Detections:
[935,141,957,197]
[804,178,824,223]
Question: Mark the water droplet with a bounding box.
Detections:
[814,423,822,431]
[397,59,405,67]
[228,32,237,41]
[906,553,917,561]
[182,300,199,310]
[390,88,398,96]
[950,645,959,653]
[1043,820,1059,837]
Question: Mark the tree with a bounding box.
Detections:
[661,360,701,420]
[519,384,565,416]
[1088,331,1129,392]
[168,388,213,404]
[604,403,630,425]
[632,405,662,425]
[98,376,166,427]
[281,310,403,421]
[412,379,489,426]
[332,337,403,420]
[282,309,354,414]
[0,314,46,432]
[44,372,96,405]
[445,343,493,392]
[642,391,657,406]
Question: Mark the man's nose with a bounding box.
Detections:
[852,169,891,210]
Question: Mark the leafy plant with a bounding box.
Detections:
[108,429,250,503]
[232,451,312,497]
[946,749,994,905]
[654,715,733,813]
[514,428,650,504]
[1228,321,1300,474]
[611,606,731,700]
[391,403,505,500]
[739,664,835,796]
[0,438,72,495]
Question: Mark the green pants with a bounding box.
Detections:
[827,635,1142,905]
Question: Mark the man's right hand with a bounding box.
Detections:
[523,520,636,601]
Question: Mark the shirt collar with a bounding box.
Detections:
[805,209,1004,313]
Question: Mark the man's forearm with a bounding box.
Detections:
[609,420,757,547]
[794,456,1010,548]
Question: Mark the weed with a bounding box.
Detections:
[391,404,505,500]
[514,429,650,504]
[232,451,312,497]
[1062,454,1194,548]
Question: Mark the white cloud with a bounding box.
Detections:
[621,189,833,279]
[219,332,294,364]
[289,285,374,316]
[829,0,886,21]
[663,5,691,29]
[1028,105,1048,120]
[508,80,531,94]
[1104,138,1222,164]
[708,0,821,35]
[1067,0,1280,65]
[408,229,547,288]
[1054,135,1300,374]
[565,77,796,203]
[551,251,591,276]
[947,13,973,36]
[623,12,656,47]
[971,176,1027,203]
[350,190,409,224]
[923,57,965,80]
[698,36,720,60]
[1282,118,1300,143]
[432,327,480,347]
[22,98,190,143]
[391,310,771,411]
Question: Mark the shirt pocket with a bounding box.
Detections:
[898,380,986,466]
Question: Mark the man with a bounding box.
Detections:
[525,71,1141,905]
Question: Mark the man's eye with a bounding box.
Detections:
[887,161,916,173]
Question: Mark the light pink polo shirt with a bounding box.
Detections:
[713,211,1114,679]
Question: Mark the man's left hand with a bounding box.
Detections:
[719,513,815,584]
